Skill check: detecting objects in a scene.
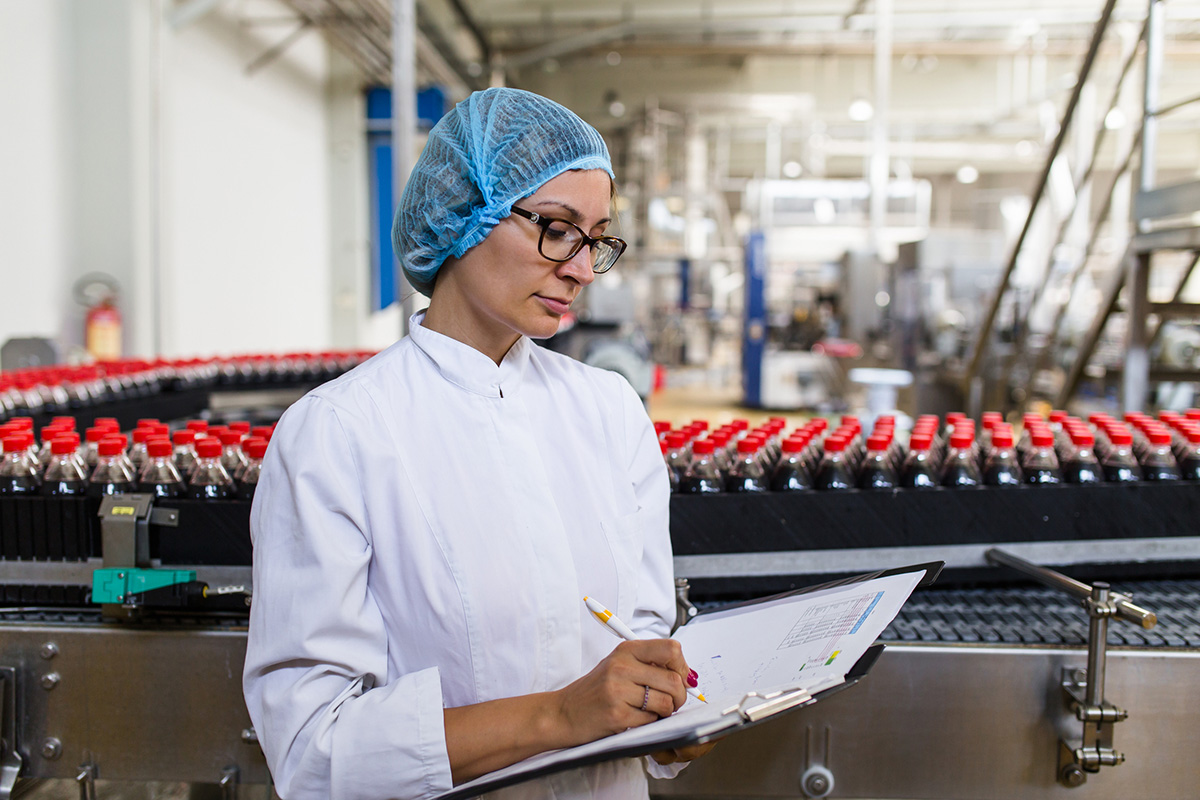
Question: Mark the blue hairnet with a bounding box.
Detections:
[392,87,615,297]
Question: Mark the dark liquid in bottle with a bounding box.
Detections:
[1024,468,1061,485]
[0,475,41,494]
[1062,461,1103,484]
[901,465,938,489]
[1180,457,1200,481]
[982,464,1022,486]
[814,463,855,491]
[1142,464,1181,482]
[238,483,258,501]
[142,481,184,499]
[724,475,766,493]
[857,466,896,490]
[42,479,86,496]
[189,482,235,500]
[770,464,811,492]
[941,464,979,488]
[1102,463,1140,482]
[88,481,132,498]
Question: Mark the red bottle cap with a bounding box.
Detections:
[195,438,223,459]
[218,430,243,446]
[251,426,274,440]
[909,433,933,451]
[172,430,196,446]
[50,437,77,456]
[866,433,890,451]
[186,420,209,434]
[1184,426,1200,445]
[692,438,715,455]
[6,418,33,431]
[51,417,77,430]
[85,427,108,443]
[781,437,806,454]
[136,418,160,429]
[736,437,759,455]
[97,437,126,457]
[1108,429,1133,446]
[824,434,848,453]
[1069,428,1095,447]
[1147,428,1172,446]
[1049,410,1068,424]
[93,417,120,431]
[1030,430,1055,448]
[710,429,731,447]
[947,412,966,423]
[147,439,174,458]
[243,437,268,459]
[949,430,974,449]
[665,432,688,449]
[132,428,153,444]
[807,418,828,433]
[688,420,709,432]
[653,421,671,436]
[228,421,251,433]
[992,429,1014,448]
[1187,409,1200,421]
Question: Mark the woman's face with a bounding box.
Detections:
[426,168,612,362]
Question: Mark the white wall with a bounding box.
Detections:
[0,0,344,361]
[163,2,332,356]
[0,0,71,349]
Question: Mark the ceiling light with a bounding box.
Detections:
[1104,108,1127,130]
[606,51,621,67]
[782,160,802,178]
[956,165,979,185]
[848,98,874,122]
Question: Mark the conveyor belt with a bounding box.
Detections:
[881,578,1200,646]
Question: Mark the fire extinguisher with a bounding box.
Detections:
[74,273,123,361]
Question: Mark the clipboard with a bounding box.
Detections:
[432,561,941,800]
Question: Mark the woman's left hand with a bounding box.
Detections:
[651,740,720,765]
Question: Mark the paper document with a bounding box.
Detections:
[433,565,931,800]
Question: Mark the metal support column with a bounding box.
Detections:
[869,0,892,258]
[1124,0,1165,412]
[393,0,418,336]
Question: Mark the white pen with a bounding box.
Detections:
[584,595,708,703]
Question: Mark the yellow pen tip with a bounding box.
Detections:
[583,596,589,601]
[698,694,707,703]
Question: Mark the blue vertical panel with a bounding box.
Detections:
[742,231,767,408]
[678,258,691,310]
[364,87,448,311]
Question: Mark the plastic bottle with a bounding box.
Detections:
[900,432,939,489]
[726,437,769,492]
[1020,429,1062,485]
[664,432,690,486]
[0,433,42,494]
[660,440,680,493]
[1176,425,1200,480]
[680,438,724,494]
[1061,428,1103,485]
[40,436,89,496]
[857,433,897,490]
[982,426,1022,487]
[940,430,980,488]
[172,430,199,477]
[238,437,268,500]
[1140,427,1181,481]
[814,434,856,490]
[218,429,248,477]
[770,436,812,492]
[1100,429,1141,482]
[88,437,135,497]
[139,438,185,499]
[128,427,154,472]
[81,427,109,469]
[188,437,236,500]
[186,419,210,440]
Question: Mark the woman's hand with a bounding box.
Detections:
[651,740,720,765]
[551,638,692,746]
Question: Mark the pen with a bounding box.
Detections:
[584,596,707,703]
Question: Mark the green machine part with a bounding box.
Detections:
[93,568,198,604]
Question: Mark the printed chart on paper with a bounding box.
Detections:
[778,591,884,670]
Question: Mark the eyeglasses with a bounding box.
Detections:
[509,206,627,274]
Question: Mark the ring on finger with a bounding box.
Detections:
[640,685,651,712]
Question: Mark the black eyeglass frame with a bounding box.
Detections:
[509,206,628,274]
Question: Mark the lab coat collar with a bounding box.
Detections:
[408,312,532,398]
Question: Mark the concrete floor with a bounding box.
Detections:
[15,781,275,799]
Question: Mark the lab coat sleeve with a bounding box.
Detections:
[243,395,453,800]
[609,380,690,781]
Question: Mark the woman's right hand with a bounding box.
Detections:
[550,638,692,746]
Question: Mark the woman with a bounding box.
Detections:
[244,87,711,800]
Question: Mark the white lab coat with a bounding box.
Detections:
[243,313,679,800]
